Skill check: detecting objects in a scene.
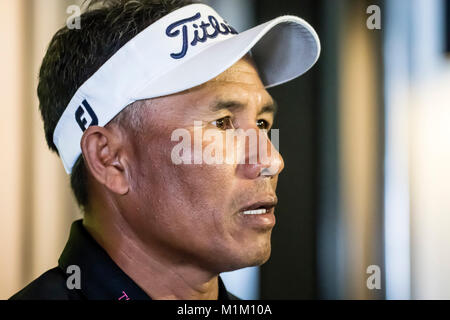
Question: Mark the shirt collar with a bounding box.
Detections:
[58,219,233,300]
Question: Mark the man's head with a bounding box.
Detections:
[39,0,319,274]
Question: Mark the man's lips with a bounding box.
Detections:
[236,196,278,229]
[238,197,278,215]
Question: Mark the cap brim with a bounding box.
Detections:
[133,15,321,99]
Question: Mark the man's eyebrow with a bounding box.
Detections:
[258,100,278,116]
[209,99,278,116]
[209,100,245,113]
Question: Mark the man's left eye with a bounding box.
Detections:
[257,119,270,130]
[212,116,234,130]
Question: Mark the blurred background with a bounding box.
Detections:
[1,0,450,300]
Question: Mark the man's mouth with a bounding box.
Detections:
[242,208,269,215]
[239,199,278,215]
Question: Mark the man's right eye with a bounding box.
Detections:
[212,116,234,130]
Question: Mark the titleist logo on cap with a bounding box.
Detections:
[166,12,238,59]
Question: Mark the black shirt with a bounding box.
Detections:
[9,219,239,300]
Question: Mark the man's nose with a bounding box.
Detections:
[237,129,285,180]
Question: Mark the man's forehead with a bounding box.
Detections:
[189,56,264,90]
[146,56,272,116]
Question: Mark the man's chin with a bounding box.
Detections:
[250,246,272,266]
[244,233,273,264]
[222,240,272,272]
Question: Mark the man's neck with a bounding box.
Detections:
[82,213,219,300]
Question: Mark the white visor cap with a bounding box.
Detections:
[53,3,321,174]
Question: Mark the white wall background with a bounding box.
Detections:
[384,0,450,299]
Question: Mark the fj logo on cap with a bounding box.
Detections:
[75,99,98,132]
[166,12,238,59]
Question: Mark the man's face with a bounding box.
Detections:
[122,57,284,273]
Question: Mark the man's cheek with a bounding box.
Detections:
[271,176,279,190]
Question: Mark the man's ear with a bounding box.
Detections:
[80,126,129,195]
